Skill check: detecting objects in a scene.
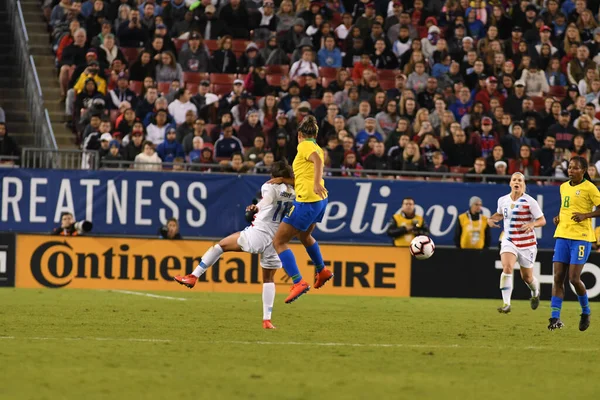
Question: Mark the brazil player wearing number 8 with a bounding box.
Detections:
[487,172,546,314]
[173,161,295,329]
[270,115,334,303]
[550,156,600,331]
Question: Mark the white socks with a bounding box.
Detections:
[500,272,513,305]
[192,244,224,277]
[262,282,275,321]
[526,276,540,297]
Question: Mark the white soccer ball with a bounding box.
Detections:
[409,235,435,260]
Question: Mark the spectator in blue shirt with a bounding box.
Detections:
[214,123,244,159]
[317,36,342,68]
[355,117,384,148]
[449,87,474,121]
[156,127,185,164]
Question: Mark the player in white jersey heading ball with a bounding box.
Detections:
[174,161,295,329]
[487,172,547,314]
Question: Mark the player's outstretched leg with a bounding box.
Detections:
[520,267,540,310]
[273,222,310,303]
[262,268,276,329]
[569,264,591,331]
[549,261,567,331]
[498,253,516,313]
[298,224,333,289]
[174,233,240,288]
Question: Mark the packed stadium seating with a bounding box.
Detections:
[39,0,600,180]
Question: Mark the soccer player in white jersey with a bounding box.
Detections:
[174,161,295,329]
[487,172,547,313]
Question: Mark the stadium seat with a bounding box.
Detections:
[548,86,566,98]
[379,79,395,90]
[210,73,237,84]
[266,64,290,75]
[212,83,231,95]
[120,47,141,65]
[205,40,219,52]
[319,67,339,78]
[266,75,282,86]
[232,40,251,57]
[173,38,186,53]
[531,96,545,112]
[377,70,399,80]
[293,76,306,87]
[129,80,143,96]
[186,82,199,95]
[330,12,342,29]
[308,98,321,109]
[183,72,209,85]
[157,82,172,95]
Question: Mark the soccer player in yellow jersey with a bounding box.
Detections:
[271,116,334,303]
[550,156,600,331]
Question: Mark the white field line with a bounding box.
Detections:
[110,289,187,301]
[0,337,598,352]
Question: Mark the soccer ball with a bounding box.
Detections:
[409,235,435,260]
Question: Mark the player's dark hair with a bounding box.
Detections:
[571,156,591,181]
[271,160,292,179]
[403,197,415,203]
[298,115,319,138]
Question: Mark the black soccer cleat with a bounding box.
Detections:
[548,318,564,331]
[497,304,511,314]
[530,295,540,310]
[579,314,591,332]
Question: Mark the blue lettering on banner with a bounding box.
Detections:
[0,170,563,248]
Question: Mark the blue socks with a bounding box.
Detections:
[306,242,324,272]
[278,249,302,283]
[550,294,591,318]
[578,293,591,315]
[551,296,563,319]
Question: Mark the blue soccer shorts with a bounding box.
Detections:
[282,198,328,232]
[553,238,592,265]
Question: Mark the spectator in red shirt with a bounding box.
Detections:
[351,53,377,80]
[475,76,505,112]
[509,144,541,176]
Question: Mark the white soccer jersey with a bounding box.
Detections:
[497,193,544,249]
[252,183,296,236]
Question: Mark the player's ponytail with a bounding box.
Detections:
[572,156,592,181]
[298,115,319,138]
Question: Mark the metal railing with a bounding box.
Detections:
[16,148,575,185]
[7,0,58,151]
[21,148,99,169]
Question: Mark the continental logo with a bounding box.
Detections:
[17,235,411,296]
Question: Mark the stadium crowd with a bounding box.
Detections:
[39,0,600,178]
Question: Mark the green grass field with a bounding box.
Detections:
[1,289,599,400]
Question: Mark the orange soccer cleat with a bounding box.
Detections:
[284,280,310,303]
[314,268,334,289]
[262,320,276,329]
[173,274,197,288]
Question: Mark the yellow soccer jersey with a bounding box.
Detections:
[292,139,328,203]
[555,180,600,242]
